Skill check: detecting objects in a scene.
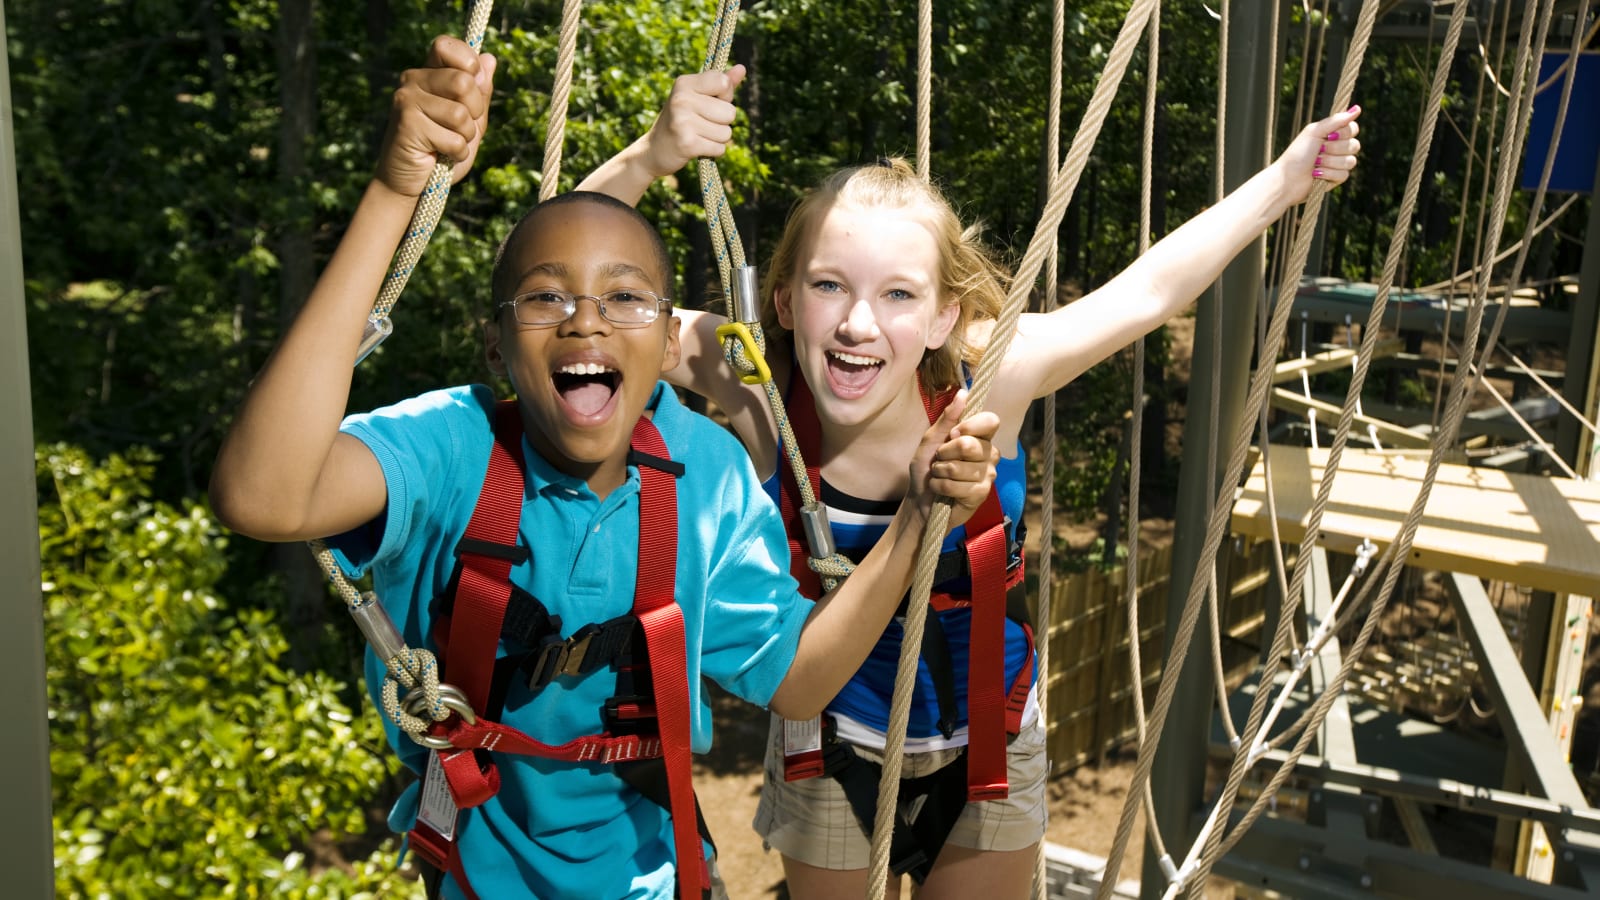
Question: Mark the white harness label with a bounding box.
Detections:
[417,751,460,842]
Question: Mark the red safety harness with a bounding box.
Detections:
[406,401,707,900]
[774,371,1035,802]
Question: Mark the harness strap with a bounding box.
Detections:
[962,488,1010,801]
[629,418,707,900]
[821,719,970,885]
[776,370,826,599]
[415,404,705,900]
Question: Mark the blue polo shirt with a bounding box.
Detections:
[331,383,809,899]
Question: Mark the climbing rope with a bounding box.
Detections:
[1196,3,1554,891]
[867,2,1165,896]
[1096,2,1384,895]
[917,0,933,182]
[307,0,497,746]
[691,0,859,595]
[1029,0,1067,893]
[540,0,584,202]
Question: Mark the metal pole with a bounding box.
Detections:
[1141,3,1277,897]
[1554,149,1600,478]
[0,3,54,896]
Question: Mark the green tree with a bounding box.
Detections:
[41,443,418,898]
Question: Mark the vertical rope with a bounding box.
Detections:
[539,0,584,201]
[867,3,1163,896]
[917,0,933,181]
[1121,1,1172,880]
[318,1,494,744]
[1197,1,1549,891]
[1096,3,1383,896]
[1030,0,1067,893]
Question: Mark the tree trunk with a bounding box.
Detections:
[275,0,328,662]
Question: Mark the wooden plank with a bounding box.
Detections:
[1232,446,1600,596]
[1269,388,1434,448]
[1273,338,1404,383]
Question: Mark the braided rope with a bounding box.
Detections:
[1114,4,1173,885]
[692,0,856,591]
[309,2,496,743]
[1096,3,1383,895]
[539,0,584,202]
[917,0,933,182]
[1194,3,1553,892]
[1029,0,1067,893]
[370,2,494,319]
[864,3,1163,896]
[1464,0,1580,413]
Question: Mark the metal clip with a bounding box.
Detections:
[402,683,475,750]
[355,313,394,365]
[714,321,773,385]
[733,265,760,324]
[801,505,837,559]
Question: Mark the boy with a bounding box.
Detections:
[209,36,1000,900]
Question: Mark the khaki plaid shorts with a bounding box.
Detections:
[751,714,1048,871]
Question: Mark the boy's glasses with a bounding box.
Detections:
[500,290,673,328]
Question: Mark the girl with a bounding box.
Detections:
[582,68,1362,900]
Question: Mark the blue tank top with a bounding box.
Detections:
[760,423,1036,748]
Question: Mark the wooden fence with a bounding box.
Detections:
[1037,538,1284,775]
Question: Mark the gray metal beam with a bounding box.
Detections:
[1143,2,1277,896]
[0,2,54,895]
[1554,149,1600,474]
[1450,571,1600,887]
[1216,746,1600,834]
[1215,812,1598,899]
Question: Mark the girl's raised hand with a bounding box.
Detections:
[640,65,747,178]
[1277,104,1363,204]
[376,35,497,197]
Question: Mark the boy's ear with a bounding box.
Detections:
[484,318,508,375]
[925,298,961,350]
[659,313,683,374]
[774,283,796,329]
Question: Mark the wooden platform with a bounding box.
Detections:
[1231,446,1600,596]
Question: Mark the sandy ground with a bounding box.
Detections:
[694,686,1155,900]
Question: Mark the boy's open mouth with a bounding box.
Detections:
[554,362,621,417]
[825,349,883,395]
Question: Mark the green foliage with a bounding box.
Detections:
[40,444,415,898]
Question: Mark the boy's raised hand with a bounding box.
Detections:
[377,35,497,197]
[639,65,747,178]
[911,390,1001,530]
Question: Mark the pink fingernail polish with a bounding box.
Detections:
[1315,156,1323,166]
[1327,131,1340,140]
[1319,143,1327,154]
[1313,168,1325,178]
[1348,104,1359,112]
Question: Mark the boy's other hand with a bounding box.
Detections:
[641,65,747,178]
[911,389,1000,530]
[377,35,497,197]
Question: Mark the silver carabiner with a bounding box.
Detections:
[401,683,476,750]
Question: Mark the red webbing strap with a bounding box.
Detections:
[628,418,705,900]
[409,820,481,900]
[776,370,825,599]
[962,488,1009,801]
[448,400,526,712]
[1006,624,1036,735]
[420,716,667,764]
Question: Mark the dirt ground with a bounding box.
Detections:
[692,686,1155,900]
